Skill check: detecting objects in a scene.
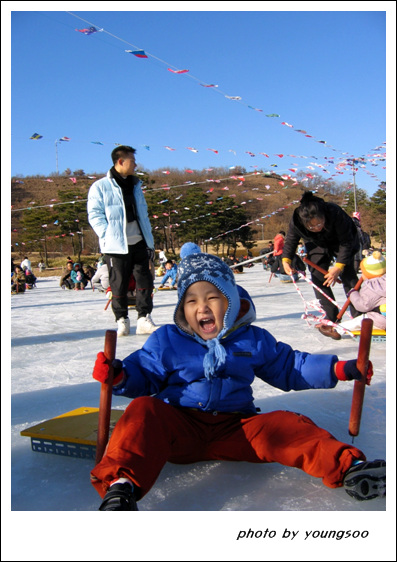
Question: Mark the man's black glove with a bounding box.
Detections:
[146,248,155,263]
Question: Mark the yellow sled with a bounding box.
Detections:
[20,407,124,460]
[351,328,386,342]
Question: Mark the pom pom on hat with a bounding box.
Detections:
[180,242,201,259]
[360,251,386,279]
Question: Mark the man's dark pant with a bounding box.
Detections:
[105,240,153,321]
[305,243,360,322]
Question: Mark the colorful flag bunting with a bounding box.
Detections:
[76,27,102,35]
[30,133,43,140]
[91,141,103,145]
[168,68,189,74]
[125,50,148,58]
[59,137,70,141]
[266,114,280,118]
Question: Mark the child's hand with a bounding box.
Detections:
[334,359,373,385]
[92,352,124,385]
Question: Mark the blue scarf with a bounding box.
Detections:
[194,333,227,380]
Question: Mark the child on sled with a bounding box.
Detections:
[90,243,386,510]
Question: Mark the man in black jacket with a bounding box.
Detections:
[281,192,360,339]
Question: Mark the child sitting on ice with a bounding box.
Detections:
[319,250,386,340]
[158,259,178,289]
[24,269,37,289]
[90,242,385,510]
[11,265,26,294]
[70,262,87,290]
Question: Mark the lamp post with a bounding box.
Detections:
[55,140,60,175]
[352,163,357,213]
[349,157,366,213]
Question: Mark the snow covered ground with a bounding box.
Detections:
[6,264,395,561]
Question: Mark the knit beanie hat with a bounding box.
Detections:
[180,242,201,259]
[174,244,241,379]
[360,250,386,279]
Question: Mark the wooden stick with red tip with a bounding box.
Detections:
[348,317,373,439]
[336,277,364,321]
[303,257,342,283]
[95,330,117,464]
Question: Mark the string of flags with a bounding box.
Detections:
[25,130,386,187]
[66,11,386,164]
[22,12,386,200]
[11,193,302,247]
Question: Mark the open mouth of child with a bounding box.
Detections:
[199,317,217,336]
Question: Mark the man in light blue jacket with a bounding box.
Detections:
[87,145,159,336]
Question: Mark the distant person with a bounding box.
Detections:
[83,264,96,282]
[159,260,178,289]
[260,242,274,270]
[158,249,167,266]
[273,231,285,258]
[11,266,26,294]
[297,242,306,258]
[271,252,305,283]
[24,269,37,289]
[60,262,74,290]
[282,191,361,336]
[91,263,110,292]
[70,263,87,291]
[20,256,31,272]
[87,145,159,337]
[38,261,46,272]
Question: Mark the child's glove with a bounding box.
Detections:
[335,359,373,386]
[92,352,124,385]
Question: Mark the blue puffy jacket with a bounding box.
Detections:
[114,294,339,415]
[161,263,178,286]
[87,171,154,254]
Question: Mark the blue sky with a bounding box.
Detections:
[6,4,394,196]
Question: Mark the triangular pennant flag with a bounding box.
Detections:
[125,50,148,58]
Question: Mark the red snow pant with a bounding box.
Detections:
[90,396,365,499]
